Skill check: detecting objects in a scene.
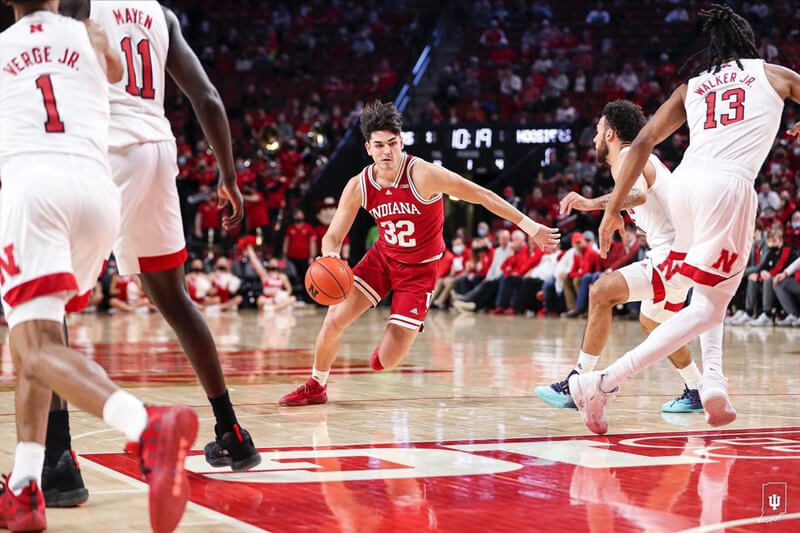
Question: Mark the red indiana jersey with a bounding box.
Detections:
[360,153,445,264]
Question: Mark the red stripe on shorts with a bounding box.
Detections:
[664,301,685,312]
[3,272,78,306]
[138,248,188,273]
[651,270,665,303]
[679,263,729,287]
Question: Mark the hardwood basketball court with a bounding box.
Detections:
[1,309,799,532]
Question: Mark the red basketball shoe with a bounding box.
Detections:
[1,476,47,532]
[279,378,328,406]
[130,405,198,533]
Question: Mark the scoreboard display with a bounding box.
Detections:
[400,124,575,175]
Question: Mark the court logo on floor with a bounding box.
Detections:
[762,482,788,522]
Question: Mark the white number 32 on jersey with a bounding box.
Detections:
[381,220,416,247]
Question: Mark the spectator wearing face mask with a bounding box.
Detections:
[453,230,516,312]
[785,210,800,249]
[283,208,315,294]
[247,245,296,312]
[735,226,798,326]
[212,257,244,311]
[432,238,471,309]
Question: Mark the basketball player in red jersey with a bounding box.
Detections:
[280,101,560,405]
[39,0,258,508]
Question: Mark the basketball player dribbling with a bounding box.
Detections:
[568,4,800,435]
[39,0,261,506]
[534,100,707,414]
[280,101,561,406]
[0,1,196,531]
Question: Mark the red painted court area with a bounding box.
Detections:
[85,427,800,532]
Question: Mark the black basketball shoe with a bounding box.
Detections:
[204,424,261,471]
[42,450,89,508]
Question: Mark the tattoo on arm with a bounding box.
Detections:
[594,188,645,210]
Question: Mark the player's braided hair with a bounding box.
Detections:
[359,101,403,141]
[682,3,760,76]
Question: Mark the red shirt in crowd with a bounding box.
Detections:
[197,201,221,231]
[501,245,531,276]
[285,222,315,260]
[313,224,349,249]
[437,248,472,278]
[579,246,603,276]
[245,191,269,229]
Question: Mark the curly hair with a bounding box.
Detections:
[359,101,403,141]
[601,100,646,143]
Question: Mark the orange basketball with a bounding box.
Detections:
[305,257,353,305]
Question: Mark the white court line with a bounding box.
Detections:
[80,456,268,533]
[677,512,800,532]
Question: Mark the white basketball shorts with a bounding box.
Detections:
[665,154,757,296]
[110,141,186,276]
[618,251,690,323]
[0,154,120,329]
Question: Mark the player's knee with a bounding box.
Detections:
[588,279,619,308]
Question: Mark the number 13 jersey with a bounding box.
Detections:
[91,0,173,148]
[684,58,783,177]
[360,153,445,265]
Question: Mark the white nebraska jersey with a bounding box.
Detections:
[0,11,109,168]
[684,59,783,177]
[620,148,675,258]
[91,0,174,148]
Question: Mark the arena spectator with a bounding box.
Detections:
[665,6,690,23]
[492,241,541,315]
[758,182,781,212]
[453,229,515,312]
[109,273,153,313]
[314,197,350,261]
[186,259,221,309]
[243,184,270,235]
[247,245,296,312]
[742,226,798,326]
[432,237,471,309]
[562,232,602,317]
[283,208,315,289]
[585,2,611,24]
[212,257,244,311]
[480,20,508,47]
[728,222,768,323]
[773,253,800,326]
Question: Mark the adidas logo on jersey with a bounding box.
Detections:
[385,190,393,195]
[409,307,419,315]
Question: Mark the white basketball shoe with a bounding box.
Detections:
[568,371,617,435]
[699,368,736,427]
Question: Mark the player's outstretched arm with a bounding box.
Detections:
[83,19,123,83]
[321,177,363,258]
[246,245,268,283]
[162,6,243,229]
[413,162,560,251]
[559,186,646,215]
[599,85,687,257]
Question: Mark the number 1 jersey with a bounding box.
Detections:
[684,58,783,177]
[91,0,173,149]
[360,153,445,265]
[0,11,109,168]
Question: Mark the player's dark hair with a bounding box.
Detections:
[58,0,90,19]
[359,101,403,141]
[682,4,760,76]
[601,100,646,143]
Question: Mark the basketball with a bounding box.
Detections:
[305,257,353,305]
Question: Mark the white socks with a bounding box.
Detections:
[312,367,329,386]
[602,285,729,392]
[102,390,147,442]
[575,351,599,373]
[699,323,724,375]
[8,442,45,495]
[678,361,702,390]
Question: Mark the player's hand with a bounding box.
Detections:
[599,210,625,259]
[760,270,771,281]
[748,272,759,282]
[317,252,341,260]
[774,272,788,284]
[787,122,800,141]
[559,192,595,214]
[532,225,561,251]
[217,180,244,230]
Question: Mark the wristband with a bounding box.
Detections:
[518,216,541,236]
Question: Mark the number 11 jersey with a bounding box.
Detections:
[91,0,173,148]
[360,153,445,265]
